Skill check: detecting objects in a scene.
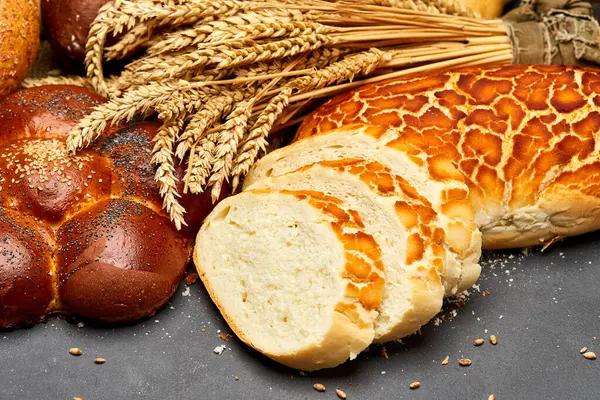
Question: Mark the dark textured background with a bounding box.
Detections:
[3,2,600,400]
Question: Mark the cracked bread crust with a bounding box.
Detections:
[295,65,600,249]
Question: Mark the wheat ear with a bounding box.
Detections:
[176,95,234,161]
[151,113,187,230]
[66,81,214,152]
[206,100,253,201]
[231,87,292,191]
[186,133,219,195]
[105,22,156,60]
[85,2,119,97]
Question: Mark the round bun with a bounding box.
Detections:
[41,0,109,66]
[0,85,220,328]
[0,0,40,96]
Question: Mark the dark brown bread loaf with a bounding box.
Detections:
[0,85,220,328]
[41,0,109,66]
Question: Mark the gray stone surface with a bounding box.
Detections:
[2,231,600,400]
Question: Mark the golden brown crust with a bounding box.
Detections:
[0,0,40,95]
[296,65,600,248]
[0,86,220,328]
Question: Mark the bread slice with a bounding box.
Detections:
[245,125,451,209]
[194,189,385,371]
[245,125,482,295]
[246,159,446,343]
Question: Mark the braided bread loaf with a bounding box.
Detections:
[0,85,220,328]
[196,64,600,371]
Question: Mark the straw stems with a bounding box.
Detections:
[67,0,513,228]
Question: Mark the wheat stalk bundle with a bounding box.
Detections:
[33,0,514,229]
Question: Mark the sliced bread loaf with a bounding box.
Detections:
[244,125,454,210]
[245,126,482,296]
[246,159,446,342]
[194,189,385,371]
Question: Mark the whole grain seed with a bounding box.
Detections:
[488,395,495,400]
[69,348,82,356]
[580,347,588,354]
[94,358,106,364]
[459,358,471,366]
[409,381,420,390]
[313,383,326,392]
[490,335,498,345]
[583,351,597,360]
[336,389,347,399]
[474,338,484,346]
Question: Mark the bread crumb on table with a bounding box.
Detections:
[583,351,597,360]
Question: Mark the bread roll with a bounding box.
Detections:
[41,0,109,66]
[195,190,385,370]
[0,0,40,95]
[295,65,600,250]
[0,85,220,328]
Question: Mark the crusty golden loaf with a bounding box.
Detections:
[296,65,600,249]
[0,0,40,95]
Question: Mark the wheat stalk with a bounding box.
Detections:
[363,0,477,17]
[21,75,94,90]
[66,81,216,152]
[152,111,187,229]
[67,0,513,228]
[231,87,292,191]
